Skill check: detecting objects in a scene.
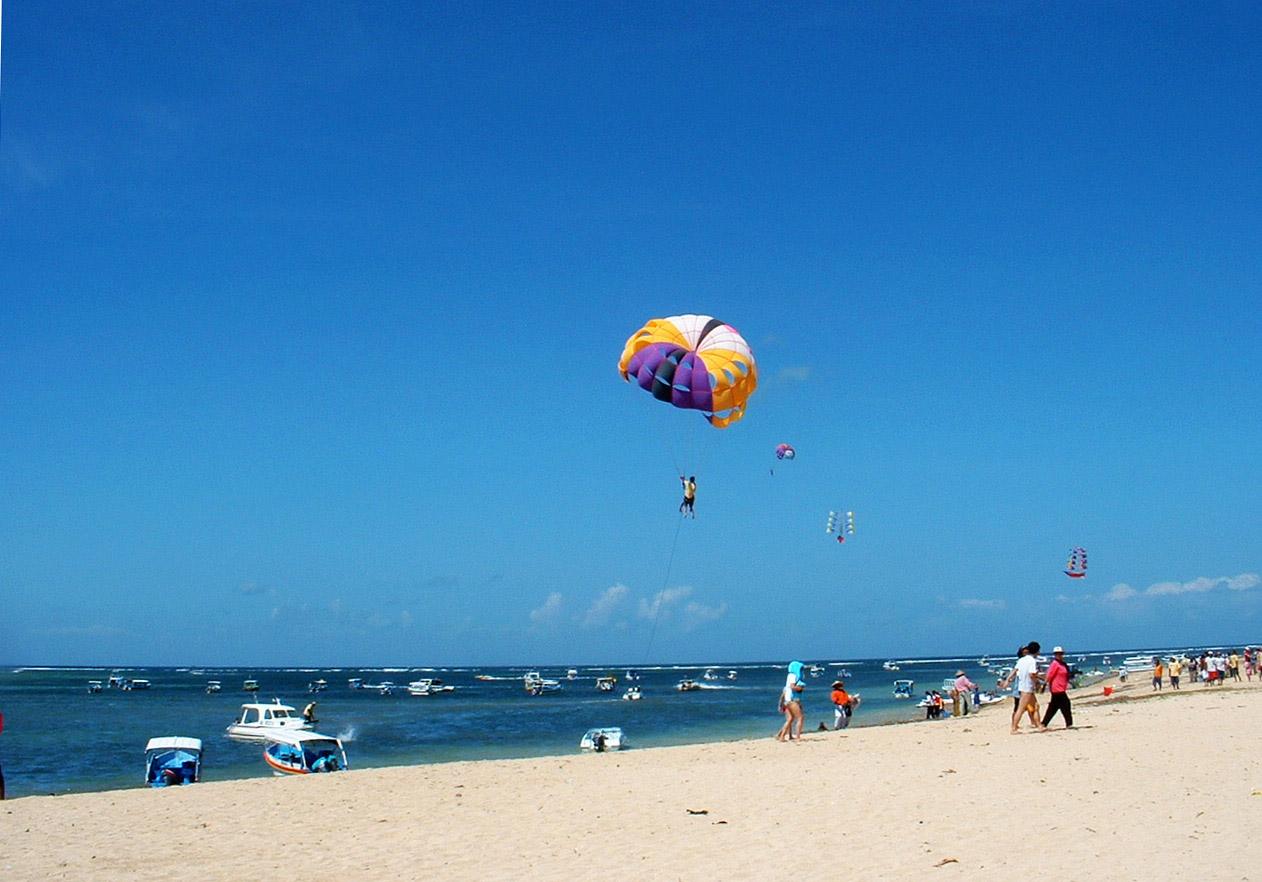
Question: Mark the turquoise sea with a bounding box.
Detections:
[0,652,1140,798]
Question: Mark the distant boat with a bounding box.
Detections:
[407,678,455,697]
[676,678,701,692]
[595,676,617,693]
[978,657,990,667]
[566,668,579,680]
[727,670,738,680]
[523,672,561,696]
[87,680,103,694]
[893,679,915,699]
[243,679,260,693]
[622,686,642,701]
[625,670,639,681]
[347,678,364,689]
[126,679,151,691]
[307,679,328,694]
[702,668,719,681]
[205,681,222,694]
[882,661,900,672]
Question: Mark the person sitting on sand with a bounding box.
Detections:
[831,680,854,730]
[1007,641,1046,734]
[679,475,697,518]
[776,661,806,742]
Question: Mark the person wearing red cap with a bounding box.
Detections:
[1042,646,1073,729]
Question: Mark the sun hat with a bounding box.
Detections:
[832,680,844,687]
[955,670,965,676]
[1053,646,1064,653]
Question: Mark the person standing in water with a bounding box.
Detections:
[679,475,696,517]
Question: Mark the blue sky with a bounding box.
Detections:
[3,2,1260,665]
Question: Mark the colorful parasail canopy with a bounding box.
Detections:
[775,443,796,460]
[1064,546,1088,578]
[617,315,757,428]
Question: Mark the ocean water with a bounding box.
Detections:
[0,653,1128,798]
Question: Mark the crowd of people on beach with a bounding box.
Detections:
[1149,648,1257,690]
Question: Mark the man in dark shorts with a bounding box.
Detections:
[679,475,696,517]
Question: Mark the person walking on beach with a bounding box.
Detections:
[1169,656,1182,690]
[1041,647,1073,729]
[831,680,855,730]
[1152,658,1164,691]
[953,670,977,717]
[1007,641,1046,734]
[776,661,806,741]
[1229,651,1241,681]
[679,475,696,518]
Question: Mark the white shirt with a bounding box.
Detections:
[783,672,800,703]
[1015,655,1039,693]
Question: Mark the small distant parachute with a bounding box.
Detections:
[826,511,855,543]
[1064,547,1088,579]
[618,315,757,428]
[775,443,796,460]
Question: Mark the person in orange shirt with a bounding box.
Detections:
[1152,658,1164,691]
[831,680,856,730]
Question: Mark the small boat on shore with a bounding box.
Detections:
[676,678,701,692]
[145,737,202,787]
[580,727,625,752]
[226,700,314,740]
[263,730,348,775]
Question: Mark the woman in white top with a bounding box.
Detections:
[775,661,806,742]
[1007,641,1047,734]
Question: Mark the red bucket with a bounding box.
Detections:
[1102,686,1114,696]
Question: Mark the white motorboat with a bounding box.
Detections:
[727,670,738,680]
[108,674,128,689]
[807,664,825,677]
[622,686,642,701]
[676,678,701,692]
[243,679,260,693]
[580,727,625,752]
[1122,655,1156,673]
[205,680,222,694]
[893,679,915,699]
[307,679,328,694]
[702,668,719,681]
[595,676,617,693]
[407,678,455,697]
[882,661,900,672]
[625,670,639,681]
[978,657,990,667]
[263,730,348,776]
[566,668,579,680]
[372,681,398,695]
[347,678,364,689]
[123,678,151,691]
[145,737,202,787]
[523,672,561,695]
[226,700,314,740]
[87,680,103,694]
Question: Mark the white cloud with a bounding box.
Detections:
[638,586,693,620]
[775,365,812,385]
[958,598,1005,610]
[1108,573,1260,600]
[529,592,564,624]
[582,583,629,628]
[1105,584,1138,602]
[682,600,728,630]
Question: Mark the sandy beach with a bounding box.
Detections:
[3,676,1260,881]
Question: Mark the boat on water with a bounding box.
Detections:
[145,737,202,787]
[622,686,642,701]
[263,730,348,775]
[702,668,719,681]
[371,681,397,695]
[124,679,151,691]
[676,678,701,692]
[205,680,222,694]
[893,679,915,699]
[834,668,853,679]
[107,674,128,689]
[807,664,825,677]
[347,678,364,689]
[727,670,738,680]
[1122,655,1157,673]
[595,676,617,693]
[407,678,455,697]
[243,679,260,693]
[625,670,639,681]
[566,668,579,680]
[226,700,314,740]
[580,727,625,752]
[87,680,103,694]
[523,672,561,696]
[978,656,990,667]
[882,661,900,672]
[307,679,328,694]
